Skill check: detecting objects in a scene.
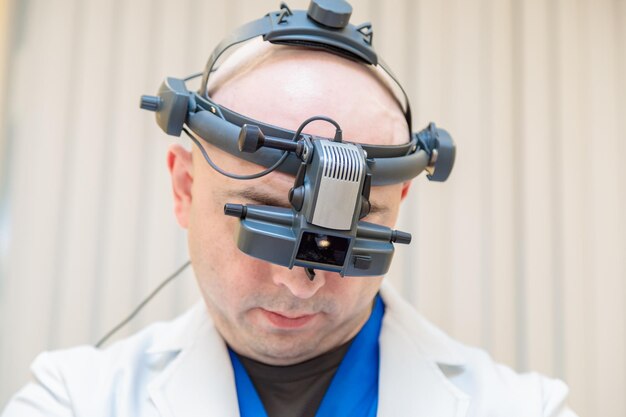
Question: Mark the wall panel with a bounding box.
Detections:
[487,0,518,369]
[411,0,452,332]
[520,0,556,377]
[586,1,625,415]
[557,0,590,414]
[95,0,162,343]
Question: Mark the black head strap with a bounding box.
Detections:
[198,3,413,132]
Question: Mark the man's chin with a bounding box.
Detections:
[241,333,325,366]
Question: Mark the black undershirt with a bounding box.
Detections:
[234,339,354,417]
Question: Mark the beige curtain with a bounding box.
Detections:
[0,0,624,415]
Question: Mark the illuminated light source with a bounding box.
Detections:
[315,235,332,248]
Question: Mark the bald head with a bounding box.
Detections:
[207,40,409,146]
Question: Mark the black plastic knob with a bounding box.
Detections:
[140,95,161,112]
[353,255,372,270]
[359,199,371,219]
[307,0,352,29]
[224,203,247,218]
[238,124,266,153]
[391,230,412,244]
[288,186,305,211]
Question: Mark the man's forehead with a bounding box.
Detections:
[207,40,409,147]
[208,39,396,105]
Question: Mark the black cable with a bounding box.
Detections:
[294,115,343,143]
[183,72,203,82]
[95,260,192,348]
[183,127,290,180]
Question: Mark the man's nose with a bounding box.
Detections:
[271,265,327,299]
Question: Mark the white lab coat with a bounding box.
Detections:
[2,281,577,417]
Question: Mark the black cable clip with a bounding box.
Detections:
[278,2,293,24]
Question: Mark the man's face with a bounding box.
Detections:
[168,45,410,365]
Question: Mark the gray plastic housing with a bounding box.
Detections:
[226,136,407,277]
[233,205,397,276]
[155,78,189,136]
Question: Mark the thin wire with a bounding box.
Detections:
[296,115,342,136]
[183,72,203,81]
[183,127,290,180]
[95,260,192,348]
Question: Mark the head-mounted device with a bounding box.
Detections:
[140,0,456,279]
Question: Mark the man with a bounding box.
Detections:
[3,14,577,417]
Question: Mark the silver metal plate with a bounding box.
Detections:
[312,141,364,230]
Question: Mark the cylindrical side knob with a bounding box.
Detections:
[238,124,266,153]
[224,203,247,218]
[140,95,161,112]
[391,230,412,244]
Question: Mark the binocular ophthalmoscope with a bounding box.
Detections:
[141,0,456,280]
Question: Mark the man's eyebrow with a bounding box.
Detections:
[225,188,291,208]
[226,187,389,216]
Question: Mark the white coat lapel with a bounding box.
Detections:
[378,283,470,417]
[148,305,240,417]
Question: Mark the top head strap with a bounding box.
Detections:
[198,2,413,132]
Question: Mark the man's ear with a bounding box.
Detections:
[400,180,412,201]
[167,144,193,229]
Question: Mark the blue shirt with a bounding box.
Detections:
[229,295,385,417]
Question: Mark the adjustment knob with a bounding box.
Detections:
[238,124,266,153]
[353,255,372,270]
[224,203,247,219]
[417,123,456,182]
[359,199,371,219]
[391,230,412,244]
[140,95,161,112]
[428,127,456,182]
[288,186,305,211]
[307,0,352,29]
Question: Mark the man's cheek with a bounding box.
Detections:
[360,213,389,226]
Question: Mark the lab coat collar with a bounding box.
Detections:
[148,283,470,417]
[379,281,467,367]
[148,303,241,417]
[145,301,207,354]
[378,281,470,416]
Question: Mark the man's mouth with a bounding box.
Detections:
[260,309,318,329]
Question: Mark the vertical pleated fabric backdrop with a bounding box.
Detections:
[0,0,624,415]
